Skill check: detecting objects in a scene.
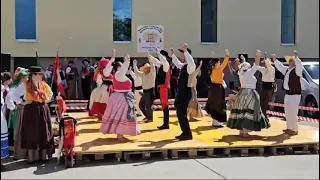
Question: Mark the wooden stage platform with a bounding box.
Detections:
[70,111,319,162]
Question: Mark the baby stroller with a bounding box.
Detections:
[55,95,77,168]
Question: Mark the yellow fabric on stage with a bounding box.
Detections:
[70,111,319,154]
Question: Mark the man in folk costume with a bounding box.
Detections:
[255,52,275,118]
[272,51,304,135]
[133,56,156,123]
[89,49,116,120]
[205,49,230,128]
[11,66,54,163]
[126,66,143,116]
[171,43,196,140]
[65,60,79,99]
[81,58,94,104]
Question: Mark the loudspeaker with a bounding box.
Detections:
[1,54,11,72]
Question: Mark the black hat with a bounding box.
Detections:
[160,50,169,58]
[178,48,191,54]
[82,58,90,64]
[1,72,12,82]
[68,60,74,64]
[29,66,43,73]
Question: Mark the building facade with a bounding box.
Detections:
[1,0,319,69]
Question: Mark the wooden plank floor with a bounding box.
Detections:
[69,111,319,157]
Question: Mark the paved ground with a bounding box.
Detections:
[2,155,319,179]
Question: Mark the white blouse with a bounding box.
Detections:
[238,64,259,89]
[171,51,196,75]
[256,59,275,83]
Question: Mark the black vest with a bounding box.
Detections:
[59,71,66,80]
[67,66,75,80]
[178,65,189,90]
[284,67,302,95]
[171,66,180,77]
[156,66,166,85]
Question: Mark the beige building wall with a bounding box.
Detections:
[1,0,319,58]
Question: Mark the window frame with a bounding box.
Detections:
[281,0,296,45]
[113,0,133,43]
[200,0,218,44]
[15,0,37,42]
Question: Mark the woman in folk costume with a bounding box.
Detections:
[5,69,29,153]
[1,79,9,171]
[11,66,54,163]
[187,60,204,121]
[227,50,270,137]
[205,49,229,128]
[89,59,114,120]
[100,54,140,142]
[1,72,13,149]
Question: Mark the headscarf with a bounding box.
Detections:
[12,70,29,87]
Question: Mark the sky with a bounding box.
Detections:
[113,0,132,19]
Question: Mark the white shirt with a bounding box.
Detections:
[66,67,71,73]
[127,69,142,87]
[133,62,156,90]
[256,59,275,82]
[11,80,53,104]
[149,52,169,73]
[238,64,259,89]
[171,51,196,75]
[274,57,305,91]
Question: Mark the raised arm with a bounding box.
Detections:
[133,59,143,76]
[184,51,196,74]
[253,49,267,73]
[148,53,162,68]
[264,58,275,75]
[194,61,203,76]
[128,67,136,81]
[272,54,288,75]
[103,48,117,77]
[170,48,184,69]
[217,49,230,70]
[293,51,303,77]
[157,48,169,73]
[115,55,130,82]
[11,83,26,104]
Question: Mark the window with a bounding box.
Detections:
[15,0,36,40]
[113,0,132,42]
[201,0,217,43]
[281,0,296,44]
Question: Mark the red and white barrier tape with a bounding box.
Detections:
[65,97,318,112]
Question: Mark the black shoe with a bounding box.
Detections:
[175,133,184,139]
[157,125,169,130]
[212,125,224,128]
[177,135,193,141]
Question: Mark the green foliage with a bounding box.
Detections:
[113,13,132,42]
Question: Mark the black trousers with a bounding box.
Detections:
[174,88,192,136]
[260,88,273,117]
[170,78,178,98]
[139,88,155,120]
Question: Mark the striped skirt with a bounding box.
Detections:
[227,88,270,131]
[1,109,9,159]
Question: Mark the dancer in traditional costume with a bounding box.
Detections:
[187,60,204,121]
[126,67,142,116]
[81,58,94,106]
[205,50,229,127]
[228,58,241,92]
[227,50,270,137]
[133,55,156,123]
[255,54,275,118]
[272,51,303,135]
[89,52,115,120]
[147,48,171,129]
[1,72,12,148]
[1,79,9,171]
[5,69,29,153]
[171,43,196,140]
[11,66,54,163]
[100,55,140,142]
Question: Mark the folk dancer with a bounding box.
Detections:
[149,48,171,129]
[187,60,204,121]
[205,50,229,128]
[171,43,196,140]
[133,55,156,123]
[170,62,180,98]
[66,60,79,99]
[1,72,12,147]
[11,66,54,163]
[255,53,275,118]
[100,55,140,142]
[126,66,143,116]
[272,51,304,135]
[89,49,116,120]
[5,69,29,154]
[227,50,270,137]
[81,58,94,106]
[1,78,9,171]
[228,58,241,92]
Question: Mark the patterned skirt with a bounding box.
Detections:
[89,84,112,119]
[187,87,204,120]
[100,91,140,136]
[227,88,270,131]
[1,108,9,159]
